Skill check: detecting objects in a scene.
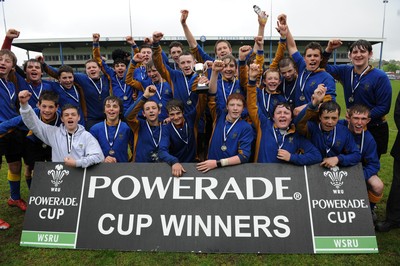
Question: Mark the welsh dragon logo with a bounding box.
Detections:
[323,166,348,194]
[48,164,69,192]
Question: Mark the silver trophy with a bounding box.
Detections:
[194,63,209,94]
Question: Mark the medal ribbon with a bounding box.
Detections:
[319,124,337,156]
[59,84,79,103]
[222,78,237,103]
[89,77,103,96]
[28,82,43,100]
[104,119,121,150]
[0,78,15,102]
[350,65,370,95]
[272,126,287,149]
[116,78,127,95]
[299,70,312,96]
[172,122,189,144]
[146,121,162,148]
[223,117,240,143]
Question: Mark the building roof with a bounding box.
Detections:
[12,36,384,52]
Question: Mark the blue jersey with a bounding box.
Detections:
[93,43,135,112]
[295,104,361,166]
[0,78,19,122]
[51,82,85,126]
[90,120,133,163]
[44,64,110,127]
[14,73,53,108]
[0,108,61,143]
[292,51,336,107]
[256,88,287,120]
[153,43,198,115]
[325,63,391,125]
[207,95,253,162]
[125,95,164,162]
[338,120,380,180]
[247,80,321,164]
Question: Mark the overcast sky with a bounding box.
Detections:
[2,0,400,63]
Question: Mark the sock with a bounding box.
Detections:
[8,171,21,200]
[368,190,383,211]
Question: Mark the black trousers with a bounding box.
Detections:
[386,159,400,222]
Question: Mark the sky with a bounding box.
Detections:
[1,0,400,64]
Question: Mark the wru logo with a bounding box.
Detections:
[324,166,347,194]
[48,164,70,192]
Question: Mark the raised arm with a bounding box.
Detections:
[125,53,145,91]
[180,10,197,49]
[270,18,288,70]
[284,15,298,57]
[2,28,19,50]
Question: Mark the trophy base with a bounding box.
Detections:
[195,85,209,94]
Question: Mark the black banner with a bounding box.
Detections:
[21,162,377,253]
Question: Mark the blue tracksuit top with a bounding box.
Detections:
[207,95,253,163]
[324,62,391,125]
[291,51,336,107]
[90,120,133,163]
[247,80,321,164]
[295,104,361,166]
[124,94,164,163]
[338,120,380,180]
[0,78,19,122]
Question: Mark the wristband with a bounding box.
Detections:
[220,158,229,167]
[216,160,222,168]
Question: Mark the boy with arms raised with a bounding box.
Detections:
[246,61,321,165]
[125,85,164,162]
[92,33,135,111]
[19,90,104,168]
[2,29,53,108]
[196,61,253,173]
[283,14,336,115]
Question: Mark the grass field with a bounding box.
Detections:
[1,81,400,265]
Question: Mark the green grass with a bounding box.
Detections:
[1,81,400,265]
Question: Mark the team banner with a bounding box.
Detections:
[20,162,378,253]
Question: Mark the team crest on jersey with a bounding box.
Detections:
[47,164,70,192]
[324,166,347,194]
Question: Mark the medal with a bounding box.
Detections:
[235,89,241,93]
[123,96,128,101]
[104,120,121,156]
[186,99,192,105]
[348,96,354,103]
[221,145,227,151]
[158,102,163,108]
[299,95,305,101]
[89,77,103,102]
[42,143,47,148]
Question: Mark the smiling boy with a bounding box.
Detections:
[19,90,104,168]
